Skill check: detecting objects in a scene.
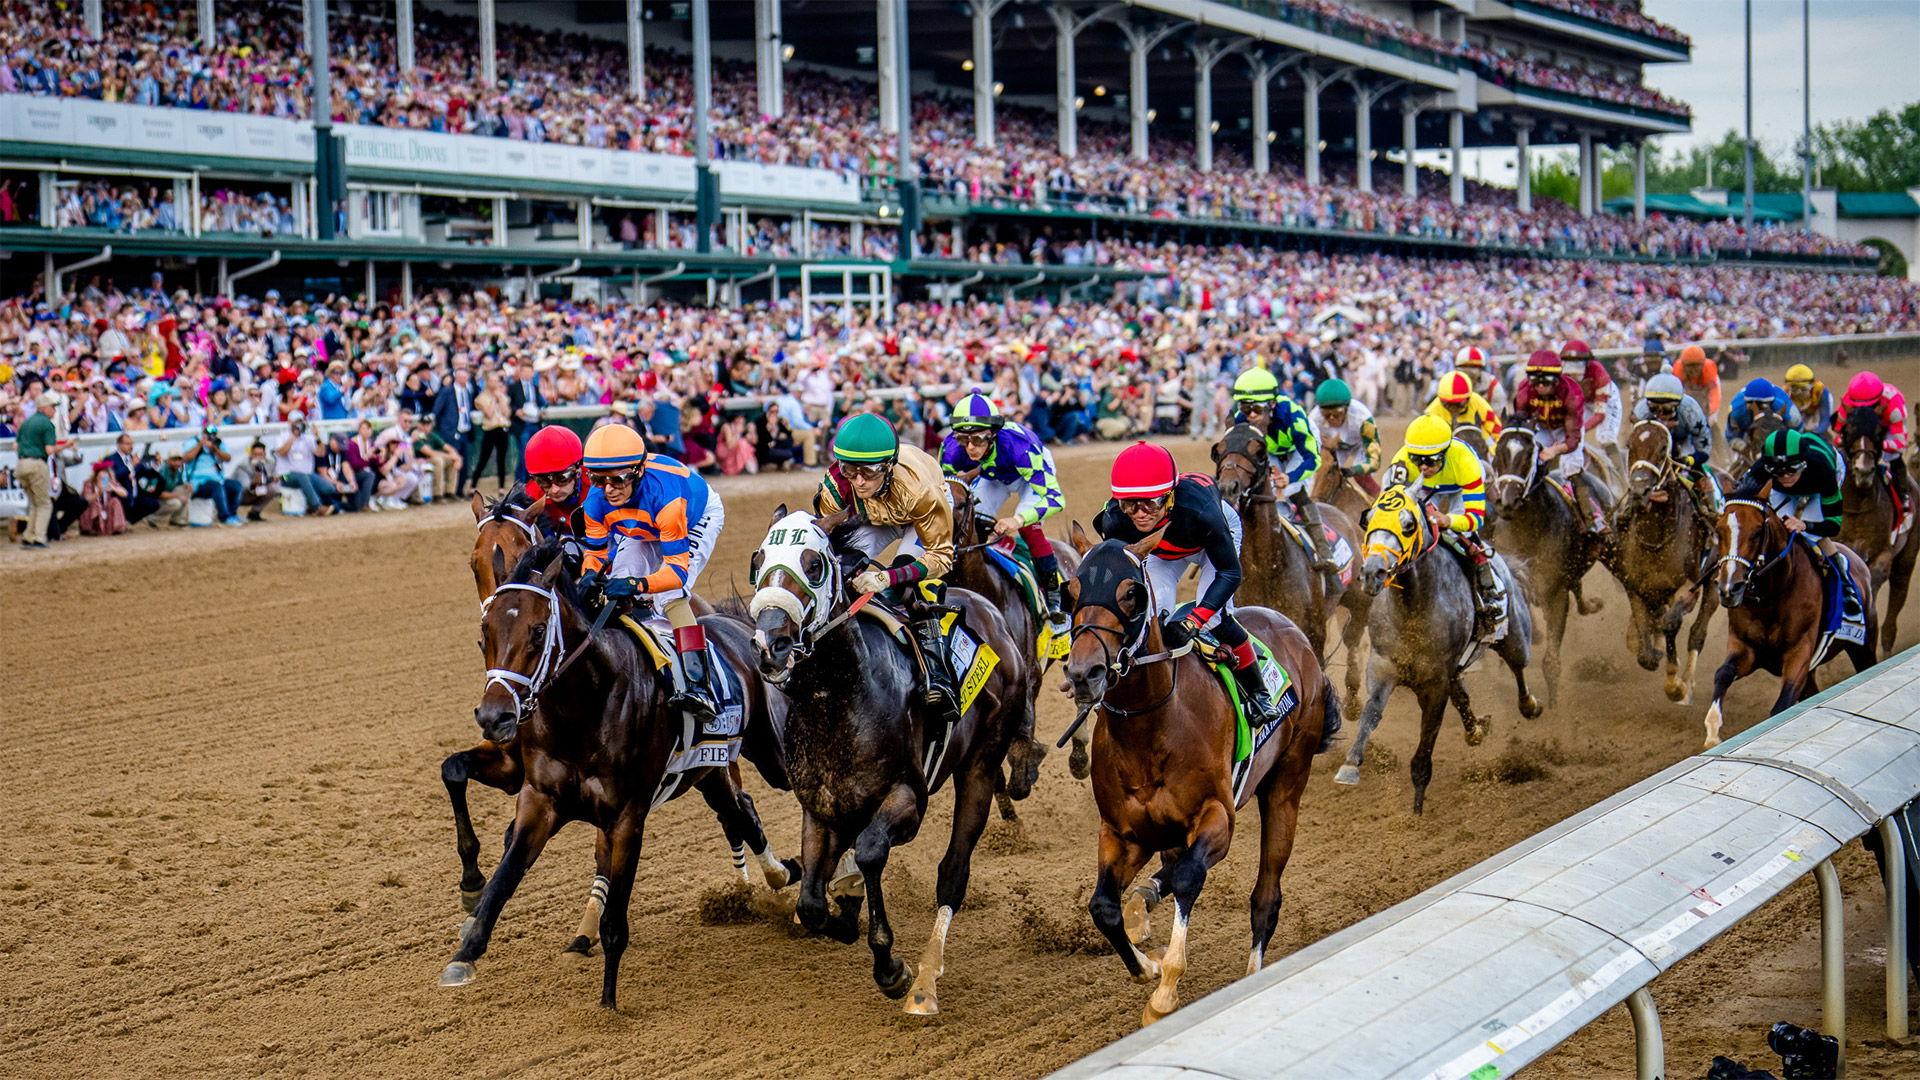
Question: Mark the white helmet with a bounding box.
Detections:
[1454,346,1487,369]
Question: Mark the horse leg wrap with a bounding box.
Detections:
[1020,523,1055,560]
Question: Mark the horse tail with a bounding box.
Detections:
[1318,674,1343,751]
[1499,550,1538,610]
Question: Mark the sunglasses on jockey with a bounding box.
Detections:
[1527,372,1560,385]
[588,465,641,488]
[1117,494,1170,517]
[531,465,580,489]
[952,430,996,448]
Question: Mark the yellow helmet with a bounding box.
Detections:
[583,424,648,470]
[1405,415,1453,456]
[1785,363,1814,385]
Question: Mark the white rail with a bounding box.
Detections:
[1052,648,1920,1080]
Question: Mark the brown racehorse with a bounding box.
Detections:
[1488,426,1600,706]
[441,539,799,1008]
[1211,423,1365,660]
[1839,407,1919,650]
[1705,497,1878,747]
[1613,420,1721,705]
[945,477,1081,795]
[1308,456,1377,524]
[1063,523,1331,1028]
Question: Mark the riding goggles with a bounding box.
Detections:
[588,467,641,487]
[1117,495,1170,516]
[1408,451,1446,468]
[1648,402,1679,419]
[531,465,579,489]
[842,462,892,483]
[953,430,996,447]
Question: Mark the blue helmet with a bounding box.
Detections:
[1744,376,1778,401]
[950,391,1004,431]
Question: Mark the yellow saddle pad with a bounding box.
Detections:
[617,614,673,670]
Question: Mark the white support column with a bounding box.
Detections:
[1049,8,1080,158]
[198,0,214,49]
[1515,120,1532,213]
[1448,109,1465,206]
[626,0,645,97]
[1353,82,1374,193]
[1250,62,1271,176]
[877,0,898,135]
[1578,131,1594,217]
[83,0,101,39]
[365,261,376,304]
[1633,138,1648,223]
[755,0,782,117]
[577,199,593,251]
[1193,51,1212,174]
[1402,101,1421,197]
[1122,22,1180,163]
[971,0,1001,147]
[397,0,416,72]
[478,0,497,87]
[400,260,413,305]
[1303,69,1324,187]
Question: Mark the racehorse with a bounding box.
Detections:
[1706,498,1878,747]
[1211,423,1365,660]
[1839,406,1918,651]
[1487,426,1599,706]
[1307,454,1376,524]
[1339,485,1543,814]
[440,539,799,1008]
[751,507,1027,1017]
[447,491,757,953]
[1450,424,1493,470]
[1728,412,1785,478]
[1613,420,1722,704]
[946,478,1080,794]
[1062,524,1330,1027]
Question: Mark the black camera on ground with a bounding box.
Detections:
[1767,1020,1838,1079]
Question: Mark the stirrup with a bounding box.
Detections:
[670,688,718,722]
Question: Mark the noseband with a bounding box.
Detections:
[1716,499,1789,592]
[1069,546,1189,716]
[484,582,569,726]
[1493,429,1540,500]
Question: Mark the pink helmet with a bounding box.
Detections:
[1844,371,1885,408]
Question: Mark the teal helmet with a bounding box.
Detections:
[1315,378,1352,408]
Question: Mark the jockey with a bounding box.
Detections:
[1425,371,1503,441]
[576,424,728,727]
[1725,377,1803,452]
[1636,373,1722,510]
[1833,371,1913,518]
[1387,415,1506,639]
[1309,377,1382,498]
[815,413,962,726]
[1231,367,1336,572]
[941,392,1068,628]
[1450,346,1508,414]
[1784,364,1836,433]
[1561,339,1622,452]
[1628,338,1669,387]
[1094,442,1280,722]
[1510,349,1609,538]
[1735,429,1861,618]
[1672,345,1722,422]
[521,425,587,537]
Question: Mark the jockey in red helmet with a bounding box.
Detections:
[521,425,587,535]
[1093,442,1281,723]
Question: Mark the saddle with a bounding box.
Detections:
[616,614,749,807]
[1274,507,1356,586]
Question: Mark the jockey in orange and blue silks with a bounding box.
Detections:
[941,392,1067,625]
[577,424,727,729]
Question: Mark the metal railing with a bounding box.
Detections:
[1052,649,1920,1080]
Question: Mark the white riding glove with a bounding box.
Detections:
[850,569,890,595]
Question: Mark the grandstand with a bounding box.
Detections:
[0,0,1883,307]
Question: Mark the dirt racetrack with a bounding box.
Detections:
[5,368,1919,1078]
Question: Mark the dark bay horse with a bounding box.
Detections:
[446,492,752,953]
[1451,423,1493,469]
[1341,485,1542,814]
[750,507,1026,1017]
[1211,422,1365,660]
[441,539,799,1008]
[1308,455,1377,524]
[1488,426,1598,705]
[946,478,1081,793]
[1839,407,1918,650]
[1706,498,1878,747]
[1062,525,1330,1027]
[1613,420,1721,704]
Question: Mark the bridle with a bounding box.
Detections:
[483,581,570,727]
[1627,419,1678,492]
[749,514,871,682]
[1214,428,1273,512]
[1492,427,1541,502]
[1068,545,1189,717]
[1715,498,1790,597]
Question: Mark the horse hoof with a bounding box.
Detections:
[1703,735,1722,750]
[903,988,939,1017]
[1663,679,1687,704]
[1068,741,1090,780]
[1520,695,1544,720]
[1333,764,1361,786]
[438,961,477,988]
[1130,958,1161,984]
[460,889,482,914]
[1122,893,1154,946]
[1464,718,1489,747]
[563,936,594,956]
[878,962,913,1001]
[1141,999,1175,1027]
[1636,654,1661,672]
[777,858,803,890]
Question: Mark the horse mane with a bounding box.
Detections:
[1843,402,1883,444]
[507,535,574,588]
[482,484,535,522]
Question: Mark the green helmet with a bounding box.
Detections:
[1232,367,1280,404]
[832,413,899,464]
[1315,378,1352,408]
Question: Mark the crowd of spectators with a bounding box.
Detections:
[4,241,1915,544]
[9,0,1850,266]
[1521,0,1691,47]
[43,179,298,236]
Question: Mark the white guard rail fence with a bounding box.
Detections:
[1052,647,1920,1080]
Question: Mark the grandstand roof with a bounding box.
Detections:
[1602,193,1796,222]
[1839,192,1920,218]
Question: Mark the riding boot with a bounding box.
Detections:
[1292,489,1339,573]
[1890,455,1914,525]
[1230,652,1282,725]
[668,626,721,730]
[1036,555,1070,635]
[1468,538,1510,641]
[908,582,963,737]
[1826,551,1864,620]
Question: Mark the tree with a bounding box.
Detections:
[1811,104,1920,192]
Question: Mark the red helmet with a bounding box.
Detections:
[1558,338,1593,361]
[1438,371,1473,404]
[1111,442,1178,501]
[524,425,584,475]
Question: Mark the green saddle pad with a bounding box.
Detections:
[1209,637,1298,763]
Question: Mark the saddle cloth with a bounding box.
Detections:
[1806,537,1868,668]
[983,544,1067,661]
[619,614,749,806]
[1170,603,1301,804]
[1276,510,1356,587]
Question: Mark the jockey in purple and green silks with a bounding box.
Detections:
[940,391,1068,627]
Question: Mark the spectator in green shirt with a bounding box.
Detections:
[14,392,59,548]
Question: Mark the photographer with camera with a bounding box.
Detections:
[274,411,339,516]
[183,424,245,527]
